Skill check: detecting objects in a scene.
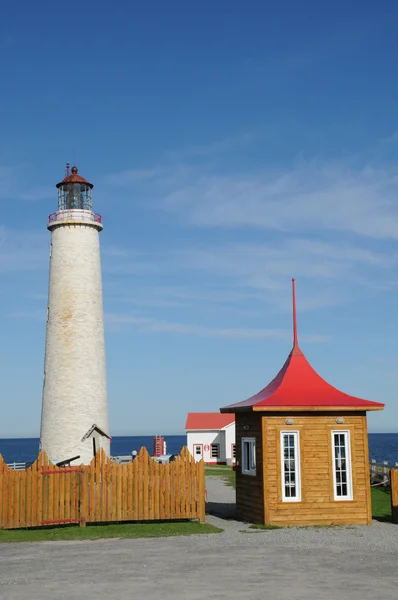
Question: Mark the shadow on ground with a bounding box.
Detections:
[206,502,238,520]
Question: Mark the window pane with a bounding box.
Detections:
[281,432,299,501]
[242,439,256,475]
[244,442,249,471]
[333,431,351,500]
[250,441,256,469]
[211,444,219,458]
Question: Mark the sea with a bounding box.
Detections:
[0,435,187,465]
[0,433,397,465]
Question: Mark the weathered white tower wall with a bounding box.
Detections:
[40,195,110,463]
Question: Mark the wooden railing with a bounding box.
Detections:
[0,446,205,529]
[369,459,398,485]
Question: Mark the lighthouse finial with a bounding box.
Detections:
[292,278,298,348]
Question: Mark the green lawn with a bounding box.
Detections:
[0,521,223,543]
[371,486,391,521]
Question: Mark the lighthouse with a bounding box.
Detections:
[39,165,110,464]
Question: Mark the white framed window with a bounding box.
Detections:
[332,430,353,501]
[242,437,256,475]
[211,443,220,459]
[280,431,301,502]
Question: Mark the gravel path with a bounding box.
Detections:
[0,477,397,599]
[204,476,398,584]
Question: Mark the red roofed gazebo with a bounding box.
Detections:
[220,279,384,527]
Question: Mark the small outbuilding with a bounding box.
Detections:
[81,424,112,461]
[220,280,384,526]
[185,413,236,465]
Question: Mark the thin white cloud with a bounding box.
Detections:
[8,309,46,321]
[104,312,328,341]
[17,186,54,202]
[0,164,54,202]
[0,226,47,273]
[381,131,398,144]
[102,168,161,185]
[157,159,398,239]
[167,132,256,160]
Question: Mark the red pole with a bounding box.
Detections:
[292,278,298,348]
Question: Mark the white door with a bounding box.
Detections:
[194,444,203,462]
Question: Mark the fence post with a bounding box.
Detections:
[79,469,88,528]
[383,461,389,485]
[198,460,205,524]
[391,469,398,524]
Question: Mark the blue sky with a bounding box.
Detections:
[1,1,397,437]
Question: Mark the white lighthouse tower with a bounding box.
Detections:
[40,165,110,464]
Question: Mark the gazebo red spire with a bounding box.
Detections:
[292,278,298,347]
[291,278,303,356]
[220,279,384,413]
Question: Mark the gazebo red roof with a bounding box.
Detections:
[221,280,384,413]
[56,165,93,189]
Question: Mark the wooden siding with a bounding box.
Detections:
[0,446,205,529]
[262,413,371,526]
[235,413,264,523]
[391,469,398,524]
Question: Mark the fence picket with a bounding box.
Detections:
[127,460,133,520]
[133,457,138,520]
[0,456,4,526]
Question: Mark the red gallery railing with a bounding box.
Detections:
[48,210,102,225]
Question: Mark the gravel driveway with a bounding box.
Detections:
[0,476,397,600]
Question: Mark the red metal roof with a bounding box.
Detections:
[185,412,235,430]
[221,280,384,413]
[56,166,93,189]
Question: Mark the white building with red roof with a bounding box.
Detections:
[185,413,236,465]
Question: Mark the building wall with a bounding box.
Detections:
[235,413,264,523]
[40,221,110,464]
[187,430,230,464]
[262,413,371,526]
[224,423,236,465]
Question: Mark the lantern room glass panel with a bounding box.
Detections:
[58,183,93,212]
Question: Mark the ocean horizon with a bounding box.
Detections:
[0,433,397,465]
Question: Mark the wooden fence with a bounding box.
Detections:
[0,446,205,529]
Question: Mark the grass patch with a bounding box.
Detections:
[371,486,391,522]
[239,529,260,534]
[205,468,236,489]
[0,521,223,543]
[249,524,282,530]
[205,468,232,477]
